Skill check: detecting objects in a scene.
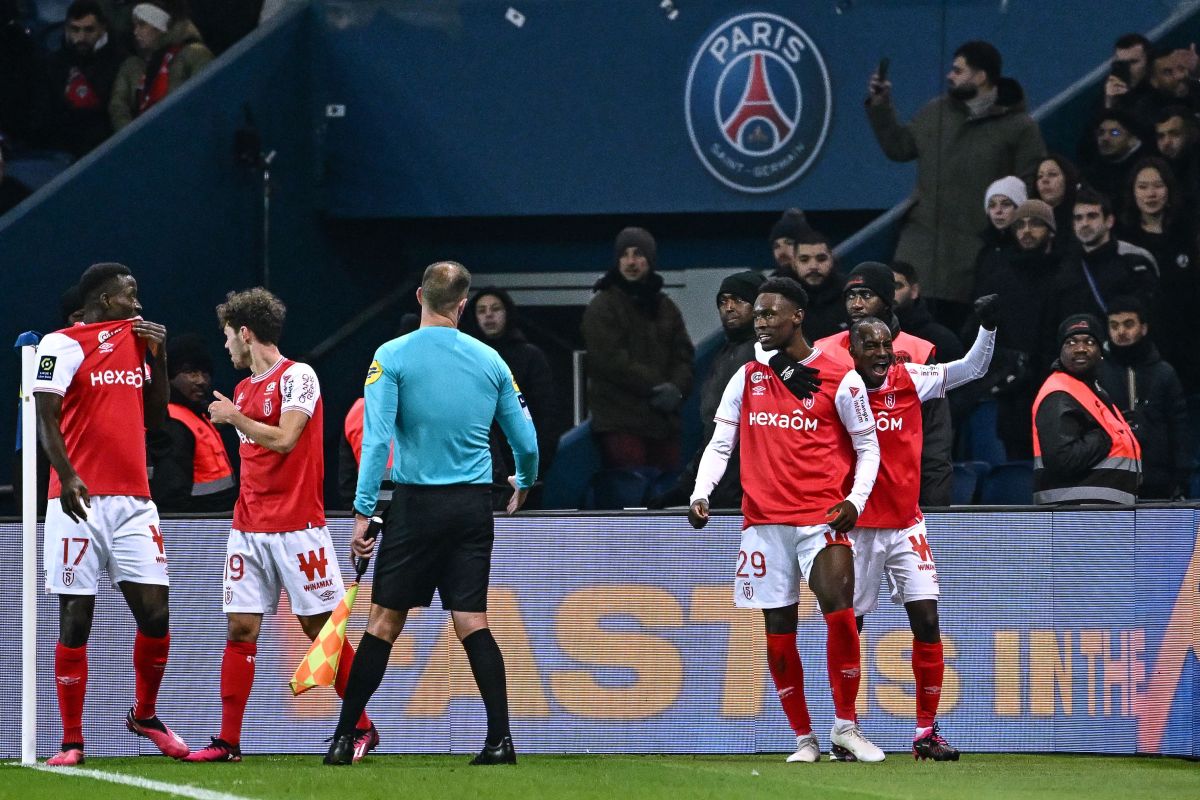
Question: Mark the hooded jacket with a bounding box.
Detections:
[581,268,694,439]
[867,77,1046,304]
[110,19,213,130]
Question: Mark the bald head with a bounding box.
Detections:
[849,316,891,350]
[421,261,471,312]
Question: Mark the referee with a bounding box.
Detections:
[325,262,538,766]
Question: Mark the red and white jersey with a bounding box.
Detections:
[32,319,151,499]
[858,362,948,529]
[816,329,935,368]
[232,357,325,532]
[714,347,875,527]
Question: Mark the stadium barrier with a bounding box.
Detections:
[3,507,1197,758]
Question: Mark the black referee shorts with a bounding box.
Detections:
[371,484,494,613]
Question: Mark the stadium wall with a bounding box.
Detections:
[2,507,1197,759]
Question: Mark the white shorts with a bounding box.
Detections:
[733,523,850,608]
[223,526,346,616]
[849,519,940,616]
[44,495,168,594]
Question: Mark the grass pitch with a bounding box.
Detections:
[5,753,1198,800]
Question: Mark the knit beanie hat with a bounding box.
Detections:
[1057,313,1104,349]
[167,333,214,379]
[614,227,657,270]
[984,175,1028,211]
[1013,199,1056,232]
[844,261,895,307]
[132,3,171,32]
[717,270,767,306]
[768,208,809,243]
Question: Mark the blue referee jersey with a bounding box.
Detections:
[354,326,539,515]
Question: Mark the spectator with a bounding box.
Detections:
[768,208,809,276]
[465,286,566,509]
[967,199,1062,459]
[1152,105,1200,214]
[0,146,31,215]
[34,1,126,158]
[1031,154,1081,250]
[1045,187,1158,342]
[789,227,846,342]
[973,175,1026,291]
[892,261,964,364]
[0,0,38,147]
[1102,33,1153,113]
[649,270,765,510]
[1133,46,1200,127]
[866,40,1045,331]
[147,333,236,512]
[1080,109,1145,213]
[815,262,953,506]
[337,313,415,510]
[1098,297,1190,499]
[581,227,694,472]
[110,1,214,131]
[1033,314,1142,505]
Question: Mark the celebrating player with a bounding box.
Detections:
[845,295,999,761]
[184,288,377,763]
[689,277,886,763]
[33,262,189,765]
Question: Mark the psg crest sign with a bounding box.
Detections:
[685,12,832,194]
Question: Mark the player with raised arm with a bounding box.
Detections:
[184,288,376,763]
[689,277,885,764]
[846,294,999,762]
[33,262,189,765]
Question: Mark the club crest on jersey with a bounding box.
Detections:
[685,12,832,194]
[742,581,754,600]
[36,355,56,381]
[62,568,74,587]
[884,392,896,409]
[263,398,272,416]
[365,360,383,386]
[803,396,815,410]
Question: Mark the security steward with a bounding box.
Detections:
[1032,314,1142,505]
[325,261,538,766]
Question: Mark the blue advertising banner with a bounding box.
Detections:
[1,509,1196,758]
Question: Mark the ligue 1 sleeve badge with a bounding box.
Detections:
[685,12,832,194]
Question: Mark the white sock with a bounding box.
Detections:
[833,717,856,731]
[915,725,932,739]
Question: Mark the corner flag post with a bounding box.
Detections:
[17,332,41,765]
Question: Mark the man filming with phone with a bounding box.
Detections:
[865,41,1045,333]
[324,261,538,767]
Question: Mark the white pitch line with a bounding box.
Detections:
[15,762,255,800]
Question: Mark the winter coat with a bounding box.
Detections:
[110,20,213,130]
[35,34,126,157]
[1044,239,1158,348]
[774,268,847,343]
[898,297,964,365]
[1098,339,1192,497]
[481,327,566,483]
[581,271,694,439]
[867,77,1046,304]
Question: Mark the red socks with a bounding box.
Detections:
[823,608,861,722]
[132,632,169,719]
[220,640,257,746]
[912,639,944,728]
[765,633,812,736]
[54,643,87,746]
[333,639,371,730]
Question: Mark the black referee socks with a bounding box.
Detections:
[335,632,391,738]
[463,628,511,744]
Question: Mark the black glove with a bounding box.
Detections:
[649,382,684,412]
[768,351,821,400]
[974,293,1001,331]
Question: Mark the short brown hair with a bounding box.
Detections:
[216,287,286,344]
[421,261,471,312]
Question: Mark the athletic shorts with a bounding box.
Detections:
[733,523,850,608]
[372,484,494,613]
[44,495,168,594]
[849,519,940,616]
[223,526,346,617]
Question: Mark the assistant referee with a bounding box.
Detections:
[325,262,538,766]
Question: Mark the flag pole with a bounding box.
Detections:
[18,332,41,765]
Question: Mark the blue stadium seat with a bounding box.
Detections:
[584,469,652,510]
[979,461,1034,505]
[951,461,991,505]
[965,400,1007,466]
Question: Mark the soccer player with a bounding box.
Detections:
[846,294,999,761]
[324,262,538,766]
[33,262,189,765]
[184,288,377,763]
[689,277,885,764]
